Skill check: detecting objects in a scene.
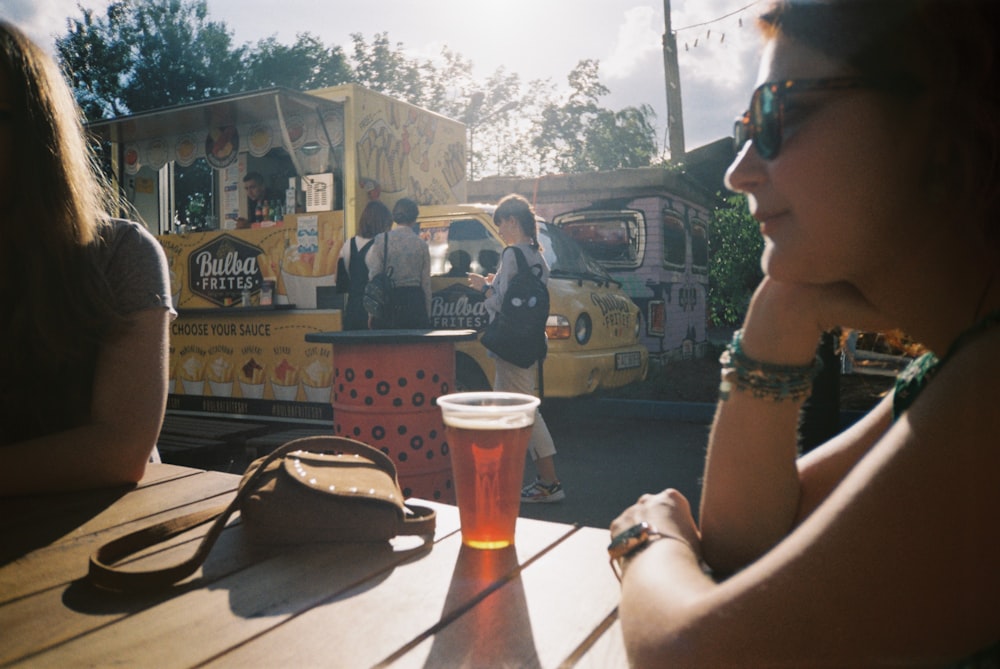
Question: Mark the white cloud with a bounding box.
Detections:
[602,6,662,81]
[3,0,107,54]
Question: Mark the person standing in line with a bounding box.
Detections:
[609,1,999,665]
[467,194,565,503]
[0,21,174,495]
[366,197,431,329]
[336,200,392,330]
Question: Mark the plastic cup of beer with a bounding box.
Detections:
[437,392,540,549]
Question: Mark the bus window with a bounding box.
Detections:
[552,210,644,269]
[691,221,708,272]
[663,214,687,269]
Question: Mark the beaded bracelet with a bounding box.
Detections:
[718,329,823,402]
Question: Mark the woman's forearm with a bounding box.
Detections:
[699,389,805,573]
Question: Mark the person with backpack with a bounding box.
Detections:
[336,200,392,330]
[365,197,432,329]
[467,194,565,503]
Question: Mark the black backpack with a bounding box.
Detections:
[480,246,549,368]
[363,233,395,326]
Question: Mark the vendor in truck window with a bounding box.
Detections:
[236,172,277,229]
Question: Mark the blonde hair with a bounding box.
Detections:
[1,21,123,442]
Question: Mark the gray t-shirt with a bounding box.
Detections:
[1,219,173,446]
[95,218,175,317]
[366,226,432,316]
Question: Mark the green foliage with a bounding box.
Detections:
[56,2,661,177]
[235,33,350,91]
[57,0,241,118]
[708,195,764,326]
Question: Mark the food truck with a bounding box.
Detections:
[89,85,467,424]
[89,84,647,426]
[470,164,723,364]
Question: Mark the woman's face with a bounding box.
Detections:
[725,34,928,289]
[0,64,13,209]
[498,216,522,246]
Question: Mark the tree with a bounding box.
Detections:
[234,33,351,92]
[530,60,657,174]
[349,32,426,104]
[584,105,658,171]
[708,195,764,326]
[57,0,242,120]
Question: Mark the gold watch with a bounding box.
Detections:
[608,521,666,561]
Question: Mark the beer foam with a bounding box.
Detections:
[442,413,534,430]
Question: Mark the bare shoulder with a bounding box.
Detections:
[910,326,1000,431]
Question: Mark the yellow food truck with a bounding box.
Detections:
[89,84,646,427]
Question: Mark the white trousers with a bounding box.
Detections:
[492,358,557,461]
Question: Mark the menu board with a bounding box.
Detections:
[159,214,344,420]
[168,310,340,421]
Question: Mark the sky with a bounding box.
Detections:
[2,0,765,156]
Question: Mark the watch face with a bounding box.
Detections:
[608,522,651,560]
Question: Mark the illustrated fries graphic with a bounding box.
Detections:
[302,358,333,388]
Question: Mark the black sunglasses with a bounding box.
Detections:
[733,77,882,161]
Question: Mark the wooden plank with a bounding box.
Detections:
[0,522,249,666]
[201,513,574,669]
[569,616,629,669]
[160,416,268,441]
[382,524,622,668]
[0,464,202,533]
[0,471,238,602]
[6,504,464,669]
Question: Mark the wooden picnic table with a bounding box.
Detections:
[0,462,628,668]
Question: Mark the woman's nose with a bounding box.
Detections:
[724,143,765,194]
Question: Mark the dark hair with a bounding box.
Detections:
[392,197,419,226]
[358,200,392,237]
[760,0,1000,243]
[493,193,541,251]
[243,171,264,185]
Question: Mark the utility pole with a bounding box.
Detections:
[662,0,686,161]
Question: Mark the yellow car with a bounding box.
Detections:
[418,204,648,397]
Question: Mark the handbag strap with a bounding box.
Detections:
[88,437,435,592]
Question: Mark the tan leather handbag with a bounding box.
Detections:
[89,436,436,592]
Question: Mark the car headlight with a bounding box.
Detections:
[545,315,571,340]
[574,313,592,345]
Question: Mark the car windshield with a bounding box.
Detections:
[539,222,613,282]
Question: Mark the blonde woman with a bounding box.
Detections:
[0,22,174,494]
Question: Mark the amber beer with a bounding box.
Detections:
[437,392,540,549]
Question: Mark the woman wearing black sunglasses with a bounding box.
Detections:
[610,1,1000,666]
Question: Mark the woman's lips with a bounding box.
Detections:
[754,210,790,236]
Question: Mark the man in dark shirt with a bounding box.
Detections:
[236,172,275,229]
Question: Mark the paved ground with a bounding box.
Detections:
[517,399,713,531]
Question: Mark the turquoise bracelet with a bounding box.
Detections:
[718,330,822,402]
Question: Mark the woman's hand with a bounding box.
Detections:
[611,489,702,561]
[466,272,484,290]
[739,277,894,364]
